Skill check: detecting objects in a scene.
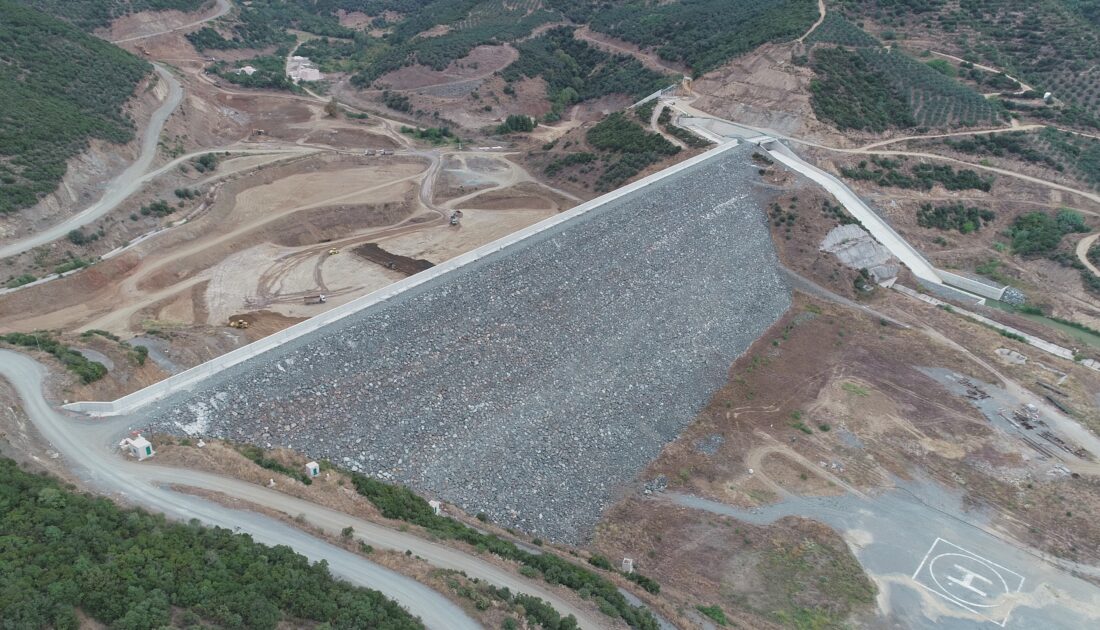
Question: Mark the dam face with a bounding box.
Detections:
[145,144,791,541]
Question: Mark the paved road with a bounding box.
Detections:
[0,350,621,629]
[110,0,232,44]
[667,484,1100,629]
[0,63,184,260]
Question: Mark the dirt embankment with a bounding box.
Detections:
[352,243,434,275]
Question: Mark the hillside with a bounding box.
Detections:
[0,457,422,629]
[15,0,208,31]
[0,1,151,214]
[835,0,1100,128]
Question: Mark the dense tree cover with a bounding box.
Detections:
[840,157,994,191]
[804,13,881,47]
[401,125,457,143]
[496,114,537,134]
[0,1,150,214]
[1008,209,1091,256]
[917,203,995,233]
[837,0,1100,123]
[351,473,660,629]
[586,112,681,190]
[810,43,999,130]
[382,90,412,112]
[187,0,357,50]
[210,49,300,91]
[0,458,422,629]
[0,332,106,383]
[342,1,559,87]
[944,131,1062,170]
[15,0,206,31]
[1038,127,1100,189]
[809,47,914,131]
[502,27,671,121]
[581,0,819,76]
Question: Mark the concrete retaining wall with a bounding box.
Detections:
[64,141,743,416]
[937,270,1007,301]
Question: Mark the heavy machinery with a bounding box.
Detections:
[328,248,340,255]
[304,294,327,305]
[228,318,250,329]
[450,210,463,226]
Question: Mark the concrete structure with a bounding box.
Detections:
[759,139,944,285]
[306,461,320,477]
[235,65,257,76]
[429,500,442,515]
[120,435,155,460]
[128,143,789,541]
[287,55,323,83]
[936,270,1008,301]
[622,558,635,573]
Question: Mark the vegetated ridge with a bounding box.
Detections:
[0,0,151,214]
[0,457,423,629]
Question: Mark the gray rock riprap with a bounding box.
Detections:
[144,145,791,542]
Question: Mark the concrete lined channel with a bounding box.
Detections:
[87,143,791,542]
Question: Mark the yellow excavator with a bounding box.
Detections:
[228,319,250,329]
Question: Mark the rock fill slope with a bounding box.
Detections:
[145,144,790,541]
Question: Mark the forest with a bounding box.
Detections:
[15,0,206,31]
[0,1,150,214]
[586,113,681,190]
[0,457,422,629]
[809,47,915,131]
[502,27,671,121]
[840,157,993,191]
[835,0,1100,124]
[916,203,995,233]
[582,0,819,76]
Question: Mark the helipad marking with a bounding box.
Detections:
[913,538,1026,626]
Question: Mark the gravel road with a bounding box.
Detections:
[0,63,182,259]
[0,351,481,629]
[144,144,791,542]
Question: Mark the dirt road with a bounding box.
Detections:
[0,64,185,259]
[0,350,617,629]
[110,0,232,44]
[1077,233,1100,276]
[797,0,827,43]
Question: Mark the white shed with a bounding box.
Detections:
[305,461,320,477]
[120,435,155,461]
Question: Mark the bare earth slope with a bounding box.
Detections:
[142,144,791,542]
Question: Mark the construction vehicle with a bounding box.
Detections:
[328,248,340,255]
[304,294,327,305]
[228,318,250,329]
[449,210,463,226]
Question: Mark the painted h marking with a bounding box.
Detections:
[947,564,992,598]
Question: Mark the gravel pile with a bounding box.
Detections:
[144,144,790,542]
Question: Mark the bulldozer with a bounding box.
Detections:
[228,319,250,329]
[328,248,340,255]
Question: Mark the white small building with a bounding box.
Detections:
[305,461,320,477]
[120,435,155,461]
[428,500,442,515]
[298,67,322,82]
[235,65,257,76]
[621,558,634,574]
[1043,91,1054,103]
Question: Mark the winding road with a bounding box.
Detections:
[110,0,233,44]
[0,350,615,629]
[0,63,184,260]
